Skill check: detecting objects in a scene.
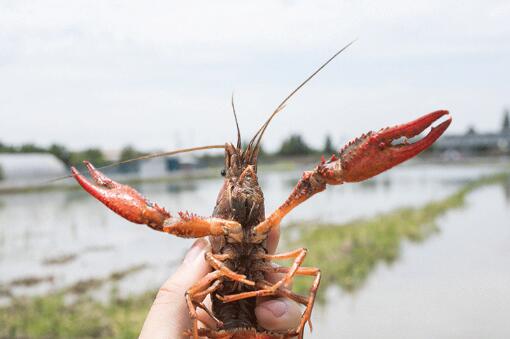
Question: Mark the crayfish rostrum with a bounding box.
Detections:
[70,43,451,338]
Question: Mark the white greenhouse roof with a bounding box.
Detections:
[0,153,67,182]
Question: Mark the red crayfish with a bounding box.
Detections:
[71,43,451,338]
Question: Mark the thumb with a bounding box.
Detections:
[256,297,303,332]
[139,238,210,339]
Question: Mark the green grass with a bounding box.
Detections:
[284,172,510,295]
[0,290,155,339]
[0,265,150,338]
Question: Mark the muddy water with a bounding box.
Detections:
[0,162,509,338]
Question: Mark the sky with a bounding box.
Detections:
[1,0,509,153]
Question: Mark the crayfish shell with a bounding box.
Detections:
[194,328,296,338]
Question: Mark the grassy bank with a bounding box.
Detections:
[0,291,154,339]
[0,265,151,339]
[284,172,510,295]
[1,172,508,338]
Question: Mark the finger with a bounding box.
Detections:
[255,297,303,331]
[139,239,210,339]
[196,294,218,330]
[266,223,280,255]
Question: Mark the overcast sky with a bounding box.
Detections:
[1,0,509,153]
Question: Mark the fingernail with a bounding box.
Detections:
[183,238,207,263]
[260,299,287,318]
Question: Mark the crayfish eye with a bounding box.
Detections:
[220,169,226,177]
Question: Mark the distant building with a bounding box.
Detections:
[138,155,200,179]
[0,153,67,184]
[503,109,510,133]
[434,110,510,155]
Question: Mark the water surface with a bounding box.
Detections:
[0,162,509,338]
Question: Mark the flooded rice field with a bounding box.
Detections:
[0,162,509,338]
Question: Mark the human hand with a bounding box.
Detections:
[139,227,302,338]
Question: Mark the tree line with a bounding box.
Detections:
[0,142,145,168]
[0,134,338,166]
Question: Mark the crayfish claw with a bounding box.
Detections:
[71,163,170,227]
[321,110,452,183]
[83,161,119,189]
[70,166,105,197]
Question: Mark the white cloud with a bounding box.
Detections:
[1,0,509,151]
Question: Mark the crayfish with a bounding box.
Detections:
[70,43,451,338]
